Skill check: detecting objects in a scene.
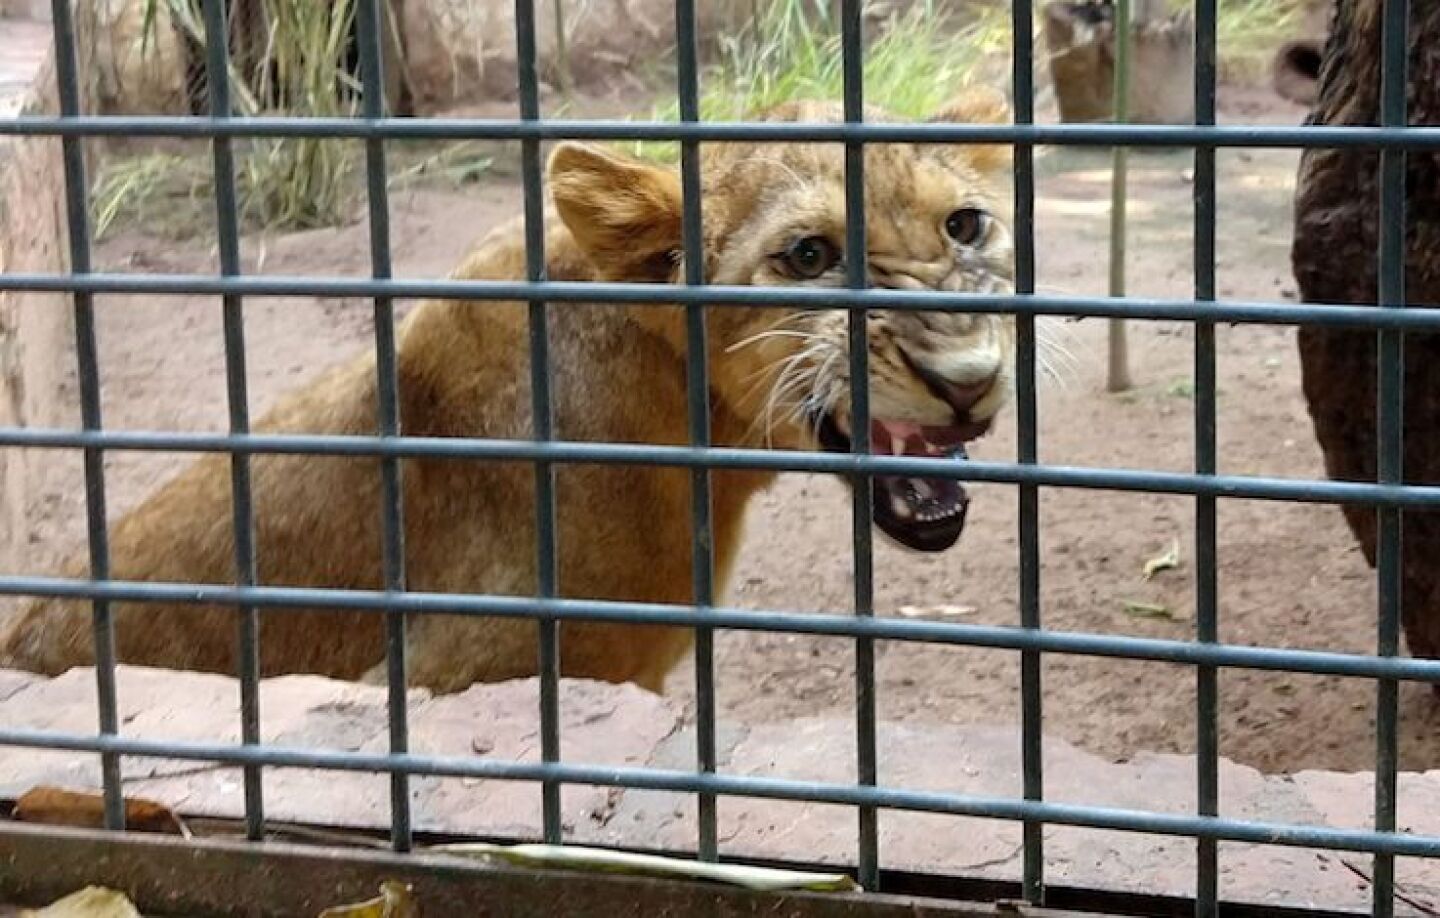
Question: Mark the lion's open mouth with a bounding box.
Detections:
[817,413,989,552]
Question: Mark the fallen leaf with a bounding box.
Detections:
[897,604,977,619]
[14,786,186,836]
[318,881,417,918]
[21,887,140,918]
[1122,599,1180,621]
[430,843,859,893]
[1142,538,1182,581]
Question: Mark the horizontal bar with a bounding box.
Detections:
[6,574,1440,683]
[2,729,1437,859]
[1,426,1438,508]
[1,272,1436,331]
[3,115,1440,149]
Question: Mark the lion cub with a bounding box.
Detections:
[2,90,1017,693]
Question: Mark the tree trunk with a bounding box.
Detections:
[1292,0,1440,666]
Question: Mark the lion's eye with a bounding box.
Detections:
[944,208,988,246]
[780,236,839,279]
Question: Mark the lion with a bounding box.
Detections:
[0,89,1018,694]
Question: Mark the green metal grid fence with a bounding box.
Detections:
[0,0,1436,916]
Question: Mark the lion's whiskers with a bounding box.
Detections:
[1035,316,1081,387]
[737,334,843,448]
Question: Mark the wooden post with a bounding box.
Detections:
[552,0,574,104]
[1107,0,1133,393]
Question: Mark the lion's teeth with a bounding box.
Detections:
[890,492,912,520]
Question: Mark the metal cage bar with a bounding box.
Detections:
[1372,1,1410,916]
[198,0,265,844]
[839,0,879,892]
[6,115,1440,148]
[1191,0,1219,913]
[7,272,1440,329]
[12,428,1440,506]
[354,0,413,853]
[672,0,720,864]
[4,0,1438,912]
[3,724,1440,859]
[512,0,564,847]
[7,267,1440,328]
[7,571,1439,680]
[46,0,123,832]
[1010,0,1043,905]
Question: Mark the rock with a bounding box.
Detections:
[0,21,75,587]
[607,718,1440,912]
[0,666,683,839]
[3,665,1437,911]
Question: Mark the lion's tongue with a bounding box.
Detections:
[870,419,969,523]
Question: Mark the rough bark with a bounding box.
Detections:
[1292,0,1440,663]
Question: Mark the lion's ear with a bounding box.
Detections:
[548,143,683,281]
[927,85,1012,176]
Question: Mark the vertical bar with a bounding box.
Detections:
[840,0,877,891]
[1011,0,1043,905]
[1373,0,1408,915]
[48,0,123,831]
[513,0,562,846]
[200,0,263,842]
[674,0,718,863]
[1192,0,1219,911]
[1106,0,1132,394]
[356,0,411,853]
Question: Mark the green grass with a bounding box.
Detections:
[624,0,1306,166]
[232,0,361,229]
[93,0,1304,239]
[91,150,206,240]
[639,0,1309,163]
[627,0,1012,162]
[98,0,365,236]
[92,141,497,241]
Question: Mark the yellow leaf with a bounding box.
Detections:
[22,887,140,918]
[318,881,417,918]
[1142,538,1182,580]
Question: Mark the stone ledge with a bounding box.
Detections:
[0,665,681,840]
[0,665,1436,915]
[610,719,1440,914]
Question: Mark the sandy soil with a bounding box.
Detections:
[13,85,1439,777]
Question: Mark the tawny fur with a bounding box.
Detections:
[1,90,1018,694]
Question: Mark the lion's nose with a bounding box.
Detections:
[901,350,999,419]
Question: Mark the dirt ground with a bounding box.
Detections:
[12,84,1440,778]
